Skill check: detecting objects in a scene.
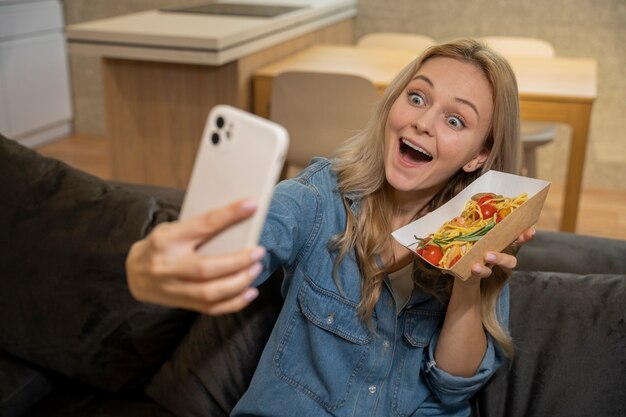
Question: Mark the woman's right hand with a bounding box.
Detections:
[126,199,266,315]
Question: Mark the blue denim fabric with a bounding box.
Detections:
[231,158,508,417]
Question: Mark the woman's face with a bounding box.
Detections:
[384,57,494,200]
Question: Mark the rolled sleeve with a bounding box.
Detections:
[422,284,509,405]
[422,329,504,405]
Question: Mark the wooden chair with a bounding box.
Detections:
[356,32,436,53]
[270,71,378,178]
[480,36,557,177]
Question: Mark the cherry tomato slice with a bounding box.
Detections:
[449,254,462,267]
[497,207,512,223]
[477,194,495,206]
[421,244,443,266]
[480,203,497,219]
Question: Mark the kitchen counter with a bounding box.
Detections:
[65,0,356,188]
[66,0,356,65]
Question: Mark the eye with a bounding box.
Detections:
[446,115,466,129]
[407,91,425,106]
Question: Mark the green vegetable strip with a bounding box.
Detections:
[413,220,496,248]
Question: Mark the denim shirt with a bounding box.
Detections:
[231,158,508,417]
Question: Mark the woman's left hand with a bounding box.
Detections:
[466,227,536,281]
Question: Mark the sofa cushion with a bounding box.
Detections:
[474,271,626,417]
[0,135,195,392]
[145,271,284,417]
[516,230,626,274]
[0,352,53,417]
[19,380,174,417]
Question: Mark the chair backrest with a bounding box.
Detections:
[356,32,436,52]
[270,71,378,171]
[480,36,555,58]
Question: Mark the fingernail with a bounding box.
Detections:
[472,264,483,274]
[241,198,258,212]
[243,288,259,302]
[531,228,536,236]
[485,253,497,263]
[248,262,262,277]
[251,246,266,262]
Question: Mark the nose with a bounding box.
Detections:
[412,107,436,137]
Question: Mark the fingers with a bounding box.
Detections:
[126,229,267,315]
[158,264,262,314]
[197,288,260,315]
[470,262,493,279]
[512,227,536,247]
[129,255,263,314]
[142,284,260,316]
[125,198,269,316]
[469,250,518,280]
[457,228,534,287]
[469,227,535,279]
[155,246,266,281]
[167,199,258,245]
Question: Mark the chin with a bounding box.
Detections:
[385,168,424,192]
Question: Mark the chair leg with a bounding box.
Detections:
[523,147,536,178]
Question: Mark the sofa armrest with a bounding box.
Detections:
[516,230,626,275]
[0,135,196,393]
[107,181,184,209]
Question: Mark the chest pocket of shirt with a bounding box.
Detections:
[274,276,374,412]
[403,308,443,347]
[392,309,445,417]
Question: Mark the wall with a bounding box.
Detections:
[64,0,625,190]
[355,0,626,190]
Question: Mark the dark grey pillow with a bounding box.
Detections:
[474,271,626,417]
[145,271,283,417]
[0,135,195,392]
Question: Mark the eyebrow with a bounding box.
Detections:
[411,75,481,121]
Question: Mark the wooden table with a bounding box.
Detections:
[252,45,597,232]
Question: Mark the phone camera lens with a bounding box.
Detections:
[216,116,225,129]
[211,132,220,145]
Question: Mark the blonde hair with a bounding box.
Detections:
[331,38,520,358]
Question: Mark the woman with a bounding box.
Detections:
[127,38,533,416]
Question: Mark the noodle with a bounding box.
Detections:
[415,192,528,268]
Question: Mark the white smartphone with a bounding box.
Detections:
[179,104,289,256]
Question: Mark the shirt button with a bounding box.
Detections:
[368,385,377,394]
[383,340,390,349]
[326,314,334,324]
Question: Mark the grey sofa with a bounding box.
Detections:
[1,135,625,417]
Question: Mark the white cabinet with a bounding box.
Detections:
[0,0,72,147]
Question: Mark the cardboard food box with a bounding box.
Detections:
[392,170,551,280]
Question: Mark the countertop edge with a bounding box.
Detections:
[66,8,356,66]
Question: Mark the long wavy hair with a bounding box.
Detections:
[331,38,520,358]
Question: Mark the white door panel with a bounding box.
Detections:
[0,32,72,137]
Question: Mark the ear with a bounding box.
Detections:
[463,148,490,173]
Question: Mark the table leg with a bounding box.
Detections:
[520,98,593,232]
[560,101,593,232]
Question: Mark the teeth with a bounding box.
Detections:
[402,138,432,158]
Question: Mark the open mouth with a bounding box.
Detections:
[399,138,433,164]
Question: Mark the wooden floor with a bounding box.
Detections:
[37,134,626,241]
